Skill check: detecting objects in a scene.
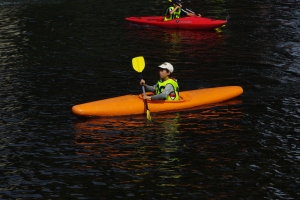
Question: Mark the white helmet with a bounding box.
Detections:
[158,62,174,73]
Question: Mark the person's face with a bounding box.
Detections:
[159,68,170,79]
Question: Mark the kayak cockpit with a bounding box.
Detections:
[138,92,191,103]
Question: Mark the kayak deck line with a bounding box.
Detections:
[72,86,243,117]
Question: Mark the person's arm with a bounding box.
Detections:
[182,8,201,17]
[140,79,155,92]
[147,84,174,100]
[181,8,188,14]
[169,5,181,15]
[144,84,155,92]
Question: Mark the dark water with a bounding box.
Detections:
[1,0,299,199]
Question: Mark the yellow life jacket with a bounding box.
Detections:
[164,6,181,21]
[155,78,179,100]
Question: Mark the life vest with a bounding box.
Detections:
[164,6,181,21]
[155,78,179,100]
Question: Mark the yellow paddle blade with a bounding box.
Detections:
[146,110,151,121]
[132,56,145,73]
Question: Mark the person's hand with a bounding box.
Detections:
[175,4,182,9]
[143,95,151,100]
[140,79,145,86]
[198,14,201,17]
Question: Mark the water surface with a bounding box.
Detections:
[0,0,299,199]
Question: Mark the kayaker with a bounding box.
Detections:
[164,0,201,21]
[140,62,179,101]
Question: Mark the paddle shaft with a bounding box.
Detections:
[181,7,200,16]
[140,74,150,111]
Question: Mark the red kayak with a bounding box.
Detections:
[125,16,227,30]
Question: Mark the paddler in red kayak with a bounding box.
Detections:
[164,0,201,21]
[140,62,179,101]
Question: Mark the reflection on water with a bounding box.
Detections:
[126,25,226,61]
[72,103,245,198]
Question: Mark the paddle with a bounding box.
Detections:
[132,56,151,121]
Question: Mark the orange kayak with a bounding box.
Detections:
[72,86,243,117]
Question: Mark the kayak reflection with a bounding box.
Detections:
[74,113,180,136]
[73,99,243,148]
[73,101,244,188]
[73,102,244,184]
[126,26,226,59]
[127,26,225,44]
